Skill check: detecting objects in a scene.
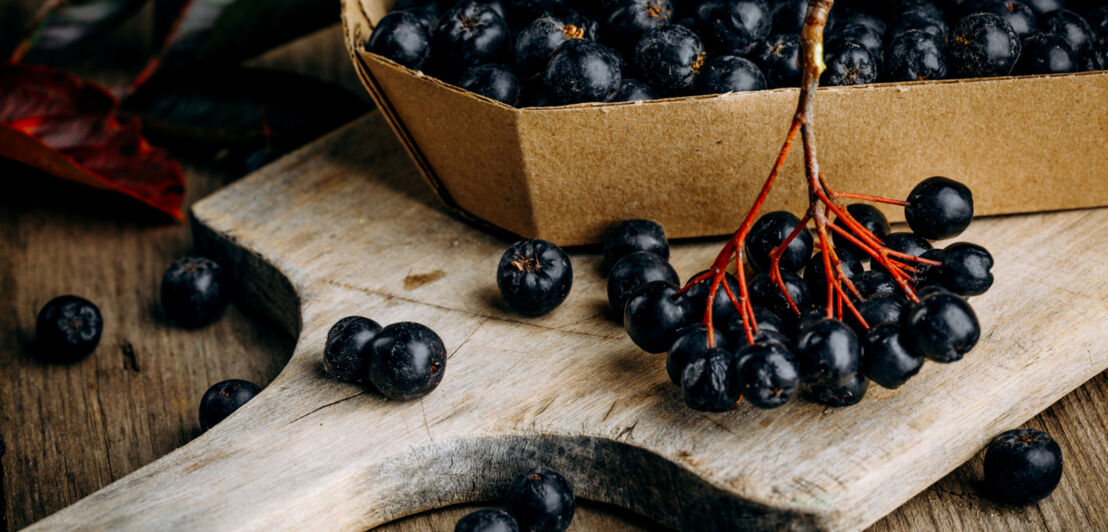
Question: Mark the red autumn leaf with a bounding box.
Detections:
[0,64,185,219]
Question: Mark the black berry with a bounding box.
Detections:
[604,0,675,53]
[854,270,898,299]
[804,247,864,303]
[746,210,814,273]
[161,257,230,328]
[607,251,678,311]
[35,295,103,361]
[912,247,947,286]
[497,239,574,316]
[832,203,891,261]
[1023,0,1064,18]
[966,0,1038,39]
[633,24,706,96]
[455,509,520,532]
[771,0,807,34]
[889,9,950,42]
[823,41,879,85]
[1016,32,1078,74]
[855,292,909,330]
[696,55,767,94]
[794,318,861,386]
[682,347,741,412]
[199,379,261,430]
[1043,9,1095,55]
[515,15,590,81]
[950,13,1021,78]
[905,176,974,240]
[939,242,994,296]
[861,322,924,389]
[754,33,802,88]
[624,281,693,353]
[324,316,382,383]
[545,39,623,104]
[367,11,432,69]
[607,78,658,101]
[885,29,948,81]
[903,291,980,362]
[749,271,811,322]
[430,2,511,81]
[459,64,522,105]
[667,323,729,385]
[736,342,799,409]
[368,322,447,400]
[806,372,869,407]
[984,429,1064,505]
[506,467,575,532]
[603,218,669,265]
[722,305,785,346]
[683,270,742,328]
[696,0,772,57]
[394,0,441,33]
[830,23,886,68]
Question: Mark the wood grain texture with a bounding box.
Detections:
[19,112,1107,531]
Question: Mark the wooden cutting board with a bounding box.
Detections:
[27,113,1108,532]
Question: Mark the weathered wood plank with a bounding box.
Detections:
[22,113,1107,531]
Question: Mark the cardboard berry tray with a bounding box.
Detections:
[341,0,1108,247]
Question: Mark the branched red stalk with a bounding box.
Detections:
[682,0,931,349]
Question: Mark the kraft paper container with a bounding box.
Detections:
[342,0,1108,246]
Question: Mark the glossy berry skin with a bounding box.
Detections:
[854,293,908,331]
[939,242,994,296]
[722,305,785,346]
[861,322,924,389]
[696,0,772,57]
[498,239,573,316]
[746,211,814,273]
[1022,0,1064,18]
[1016,32,1078,74]
[755,34,802,88]
[1043,9,1095,56]
[634,24,706,96]
[903,292,980,362]
[984,429,1064,505]
[793,307,826,338]
[393,0,441,32]
[667,324,729,385]
[832,203,891,261]
[459,64,522,106]
[608,79,658,101]
[161,257,230,328]
[683,270,742,328]
[431,3,511,81]
[794,318,861,386]
[950,13,1021,78]
[889,9,949,42]
[544,39,622,104]
[830,23,885,67]
[912,248,947,286]
[966,0,1038,39]
[884,232,935,259]
[805,248,864,304]
[198,379,261,431]
[515,15,589,81]
[806,372,869,407]
[823,41,878,85]
[368,322,447,400]
[737,342,799,409]
[749,272,810,323]
[324,316,382,382]
[455,509,520,532]
[607,251,678,311]
[697,55,767,94]
[885,29,948,81]
[604,0,675,53]
[624,281,693,353]
[854,270,898,299]
[604,219,669,266]
[367,12,432,69]
[35,295,103,361]
[682,347,741,412]
[506,467,575,532]
[905,176,975,240]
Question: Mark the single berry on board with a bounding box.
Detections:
[984,429,1064,505]
[161,257,230,328]
[368,322,447,400]
[36,295,103,361]
[199,379,261,431]
[324,316,382,382]
[506,467,575,532]
[498,239,573,316]
[455,508,520,532]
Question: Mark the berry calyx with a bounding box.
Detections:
[35,295,103,361]
[497,239,573,316]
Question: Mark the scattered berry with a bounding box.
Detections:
[624,281,693,353]
[746,210,815,273]
[506,467,575,532]
[368,322,447,400]
[455,509,520,532]
[367,11,432,69]
[607,251,678,311]
[498,239,574,316]
[949,13,1021,78]
[794,318,861,386]
[35,295,103,361]
[459,64,522,106]
[634,24,707,96]
[861,322,924,389]
[696,55,767,94]
[903,291,980,362]
[161,257,230,328]
[667,323,729,385]
[737,342,799,408]
[545,39,623,104]
[905,176,974,240]
[984,428,1064,505]
[603,218,669,266]
[682,347,740,412]
[324,316,382,382]
[199,379,261,430]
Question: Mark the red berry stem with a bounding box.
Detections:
[833,192,911,206]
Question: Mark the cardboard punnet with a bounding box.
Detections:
[342,0,1108,247]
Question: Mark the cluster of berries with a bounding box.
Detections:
[365,0,1108,108]
[454,467,575,532]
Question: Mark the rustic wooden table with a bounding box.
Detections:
[1,23,1105,532]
